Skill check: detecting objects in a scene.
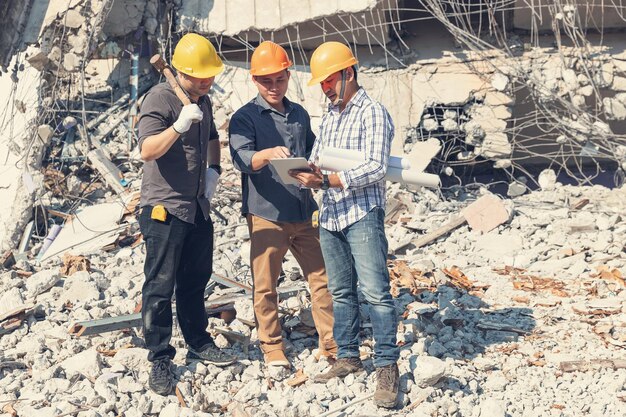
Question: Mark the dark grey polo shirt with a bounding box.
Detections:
[137,82,219,224]
[229,94,318,222]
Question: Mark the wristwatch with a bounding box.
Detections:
[320,174,330,190]
[209,164,222,175]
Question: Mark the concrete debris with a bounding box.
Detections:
[1,173,623,416]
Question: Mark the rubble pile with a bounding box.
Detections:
[0,147,624,416]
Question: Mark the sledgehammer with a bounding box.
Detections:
[149,54,191,106]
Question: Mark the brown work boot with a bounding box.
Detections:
[315,341,338,361]
[313,357,364,383]
[264,349,291,368]
[374,363,399,409]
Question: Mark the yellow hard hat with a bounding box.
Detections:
[172,33,224,79]
[308,41,358,86]
[250,41,292,76]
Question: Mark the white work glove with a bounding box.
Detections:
[173,103,203,133]
[204,166,220,202]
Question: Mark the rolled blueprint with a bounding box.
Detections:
[318,147,440,188]
[320,147,411,170]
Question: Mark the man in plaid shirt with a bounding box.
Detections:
[290,41,400,409]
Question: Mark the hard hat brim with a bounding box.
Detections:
[250,60,293,76]
[175,62,224,79]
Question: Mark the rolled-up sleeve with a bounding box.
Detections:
[137,92,172,150]
[229,112,260,174]
[339,103,394,190]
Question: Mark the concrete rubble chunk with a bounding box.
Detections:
[64,9,85,28]
[491,73,509,91]
[25,269,61,299]
[479,398,507,417]
[59,348,102,380]
[59,271,101,306]
[603,97,626,120]
[507,181,527,197]
[62,52,80,72]
[412,356,446,388]
[109,347,149,369]
[538,169,557,190]
[0,287,24,317]
[26,50,51,71]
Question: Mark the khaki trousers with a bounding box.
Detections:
[247,214,336,354]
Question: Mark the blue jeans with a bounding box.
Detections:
[319,207,399,368]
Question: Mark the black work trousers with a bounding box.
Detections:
[139,206,214,362]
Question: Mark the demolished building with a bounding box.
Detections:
[2,0,626,251]
[0,1,625,416]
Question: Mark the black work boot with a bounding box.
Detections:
[149,357,174,396]
[186,343,237,367]
[374,363,399,408]
[313,357,364,383]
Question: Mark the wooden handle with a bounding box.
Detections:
[150,54,191,106]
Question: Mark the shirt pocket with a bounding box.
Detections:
[288,122,304,156]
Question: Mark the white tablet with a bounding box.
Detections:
[269,157,312,185]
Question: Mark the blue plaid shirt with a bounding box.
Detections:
[310,88,394,231]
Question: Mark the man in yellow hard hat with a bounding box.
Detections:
[229,41,337,368]
[137,33,236,396]
[291,41,400,408]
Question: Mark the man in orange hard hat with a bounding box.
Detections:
[137,33,236,395]
[291,41,400,408]
[229,40,337,368]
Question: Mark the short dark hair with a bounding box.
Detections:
[351,65,358,81]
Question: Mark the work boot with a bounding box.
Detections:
[186,343,237,367]
[374,363,399,409]
[264,349,291,368]
[149,357,174,396]
[313,357,364,383]
[315,341,338,361]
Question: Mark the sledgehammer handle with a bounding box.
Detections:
[150,54,191,106]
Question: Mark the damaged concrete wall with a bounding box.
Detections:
[102,0,156,37]
[0,0,34,68]
[179,0,398,48]
[514,0,626,31]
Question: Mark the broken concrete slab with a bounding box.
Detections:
[41,202,125,261]
[461,194,511,234]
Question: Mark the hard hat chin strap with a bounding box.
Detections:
[334,69,347,106]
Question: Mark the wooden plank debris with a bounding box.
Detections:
[413,215,467,249]
[560,360,626,372]
[211,273,252,293]
[175,385,188,408]
[570,198,590,210]
[412,193,510,249]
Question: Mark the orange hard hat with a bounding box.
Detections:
[308,42,358,86]
[250,41,293,76]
